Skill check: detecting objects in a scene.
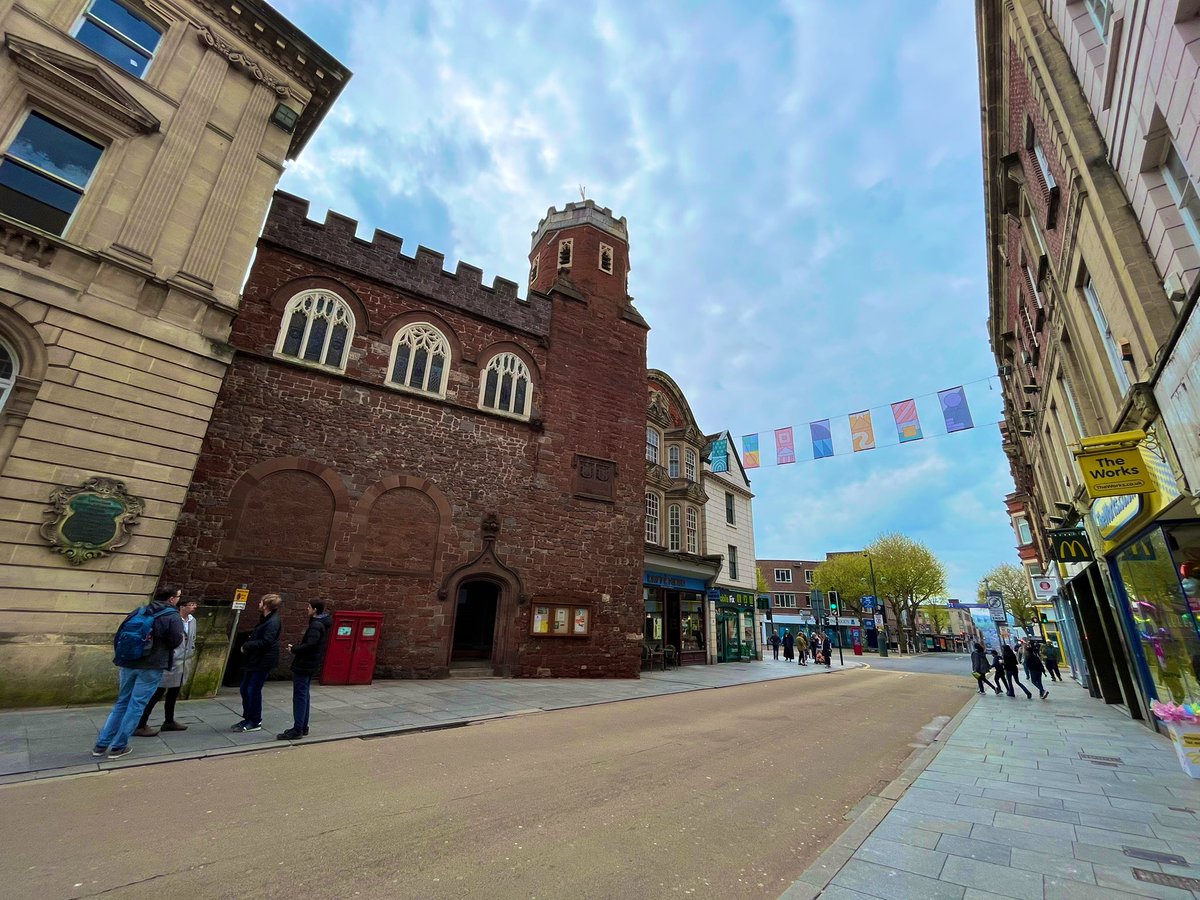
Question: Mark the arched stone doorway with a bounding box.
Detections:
[451,580,501,664]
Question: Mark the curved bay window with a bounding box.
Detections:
[685,449,696,481]
[388,323,449,396]
[667,504,681,552]
[276,290,354,370]
[668,445,680,478]
[1114,525,1200,709]
[479,352,533,418]
[686,506,698,553]
[646,427,660,464]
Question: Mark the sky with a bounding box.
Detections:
[272,0,1018,603]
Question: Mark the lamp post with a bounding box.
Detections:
[864,551,888,658]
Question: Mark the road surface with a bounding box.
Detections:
[0,668,970,899]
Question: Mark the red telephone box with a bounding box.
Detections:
[321,611,384,685]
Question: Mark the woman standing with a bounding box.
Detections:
[134,596,198,736]
[233,593,283,733]
[971,643,999,694]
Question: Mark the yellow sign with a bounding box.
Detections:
[232,587,249,611]
[1073,430,1152,499]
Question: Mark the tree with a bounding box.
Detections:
[812,552,872,617]
[925,603,950,635]
[756,566,769,596]
[868,533,947,653]
[978,563,1037,633]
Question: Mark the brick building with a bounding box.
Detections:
[757,558,822,639]
[162,194,650,678]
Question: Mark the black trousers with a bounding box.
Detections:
[1046,661,1062,681]
[1006,668,1032,697]
[138,685,179,728]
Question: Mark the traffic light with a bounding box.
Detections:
[828,591,839,614]
[1040,611,1049,624]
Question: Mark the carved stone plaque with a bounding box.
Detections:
[573,454,616,503]
[41,477,144,565]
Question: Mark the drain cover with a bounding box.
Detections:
[1124,847,1189,866]
[1132,869,1200,891]
[1079,752,1122,763]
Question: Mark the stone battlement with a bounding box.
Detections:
[531,199,629,250]
[262,191,550,336]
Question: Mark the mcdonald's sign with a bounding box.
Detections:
[1049,528,1092,562]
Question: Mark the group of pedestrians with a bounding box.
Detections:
[970,639,1061,700]
[92,586,333,760]
[768,630,833,668]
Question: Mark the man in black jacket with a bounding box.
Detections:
[277,601,333,740]
[93,586,185,759]
[233,593,283,732]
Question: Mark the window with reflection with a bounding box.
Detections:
[276,290,354,370]
[388,323,450,396]
[479,352,533,418]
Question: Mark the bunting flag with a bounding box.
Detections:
[775,427,796,464]
[810,419,834,459]
[742,433,760,468]
[891,399,923,443]
[710,437,729,473]
[938,385,974,433]
[849,410,875,452]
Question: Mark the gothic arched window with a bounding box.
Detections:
[276,290,355,371]
[479,352,533,418]
[388,323,450,396]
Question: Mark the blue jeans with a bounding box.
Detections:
[239,670,269,725]
[96,668,164,750]
[292,673,312,730]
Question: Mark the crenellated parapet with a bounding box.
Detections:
[262,191,551,336]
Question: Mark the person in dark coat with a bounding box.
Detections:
[782,630,795,661]
[94,586,185,759]
[769,631,780,660]
[233,593,283,732]
[989,648,1009,694]
[1001,643,1033,698]
[971,643,999,694]
[278,601,333,740]
[1043,641,1063,682]
[1026,644,1049,699]
[821,632,833,668]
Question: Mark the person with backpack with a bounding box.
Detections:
[277,600,333,740]
[971,643,999,694]
[134,595,198,736]
[1043,641,1063,682]
[989,648,1009,695]
[93,586,185,759]
[232,593,283,733]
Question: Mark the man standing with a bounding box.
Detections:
[821,631,833,669]
[134,595,198,736]
[278,601,333,740]
[796,631,808,666]
[1043,641,1063,682]
[769,631,780,660]
[782,629,794,662]
[93,586,184,760]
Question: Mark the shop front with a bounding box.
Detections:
[644,570,710,666]
[713,588,759,662]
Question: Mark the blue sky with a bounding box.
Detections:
[273,0,1017,602]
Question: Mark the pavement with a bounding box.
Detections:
[784,679,1200,900]
[0,653,868,783]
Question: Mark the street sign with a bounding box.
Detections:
[986,590,1006,623]
[861,595,876,612]
[232,587,249,611]
[1048,527,1093,562]
[1032,575,1059,598]
[706,588,721,601]
[874,613,884,629]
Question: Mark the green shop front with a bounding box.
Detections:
[712,588,760,663]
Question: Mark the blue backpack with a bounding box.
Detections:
[113,605,175,666]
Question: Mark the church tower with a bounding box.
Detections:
[528,200,633,308]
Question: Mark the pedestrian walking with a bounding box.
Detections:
[93,586,185,760]
[277,601,332,740]
[1043,641,1063,682]
[233,593,283,733]
[769,631,780,660]
[1027,644,1049,699]
[989,648,1008,695]
[796,631,808,666]
[782,630,794,662]
[971,643,999,694]
[1020,641,1032,682]
[134,595,198,736]
[821,632,833,669]
[1002,644,1033,698]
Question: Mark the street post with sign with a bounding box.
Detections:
[985,589,1008,644]
[223,583,250,684]
[864,552,888,657]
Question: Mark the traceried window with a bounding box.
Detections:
[74,0,162,77]
[775,569,793,583]
[387,323,450,397]
[479,352,533,418]
[276,290,354,370]
[645,493,660,544]
[599,243,614,273]
[686,506,698,553]
[668,504,681,552]
[668,445,680,478]
[685,449,697,481]
[558,238,573,268]
[0,339,17,412]
[0,112,103,236]
[646,427,660,464]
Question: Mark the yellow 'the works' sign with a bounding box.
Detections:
[1074,430,1153,499]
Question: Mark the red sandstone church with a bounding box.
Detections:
[162,193,650,678]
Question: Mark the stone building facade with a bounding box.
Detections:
[977,0,1200,724]
[162,193,650,679]
[0,0,346,705]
